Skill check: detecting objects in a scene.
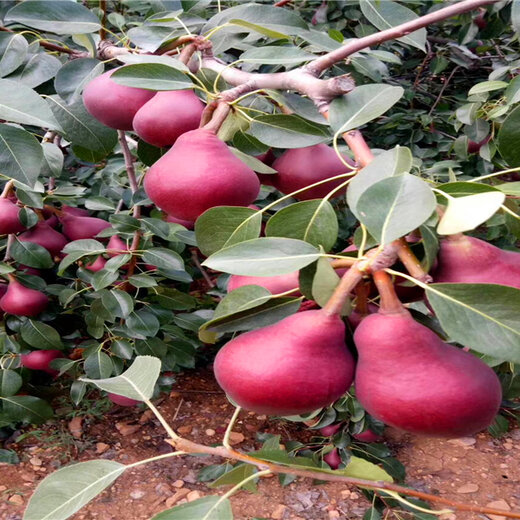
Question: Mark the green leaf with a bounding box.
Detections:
[110,340,134,360]
[23,460,126,520]
[229,148,276,174]
[356,174,436,245]
[228,18,289,39]
[0,124,43,188]
[20,320,63,350]
[111,63,192,91]
[141,217,171,239]
[436,181,500,198]
[126,310,160,338]
[152,287,197,311]
[468,80,508,96]
[347,146,412,219]
[151,496,233,520]
[209,464,257,492]
[81,356,161,401]
[359,0,426,52]
[91,270,119,291]
[134,338,168,358]
[117,53,189,73]
[426,284,520,363]
[241,46,315,65]
[329,84,404,134]
[512,0,520,34]
[47,96,117,155]
[0,79,61,130]
[41,142,64,178]
[0,369,23,397]
[312,257,349,314]
[498,105,520,167]
[84,351,113,380]
[0,33,28,77]
[1,395,53,424]
[195,206,262,257]
[55,58,103,104]
[101,289,134,319]
[437,192,505,235]
[11,239,54,269]
[265,200,338,251]
[203,237,321,276]
[142,248,184,271]
[0,449,19,464]
[5,0,101,34]
[63,239,105,255]
[249,114,330,148]
[7,51,62,89]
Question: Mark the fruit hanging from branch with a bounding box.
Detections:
[0,276,49,317]
[0,197,25,235]
[227,271,301,295]
[18,221,67,258]
[60,214,111,241]
[20,350,63,376]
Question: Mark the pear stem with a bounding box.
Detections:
[372,271,406,315]
[202,102,232,133]
[354,281,371,315]
[3,235,15,262]
[0,180,14,199]
[323,264,364,316]
[395,238,432,283]
[178,42,197,65]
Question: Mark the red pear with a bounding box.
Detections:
[106,235,129,257]
[133,90,204,147]
[323,448,341,469]
[60,214,111,241]
[432,235,520,289]
[84,256,107,272]
[0,277,48,317]
[82,68,155,130]
[107,393,140,406]
[18,265,41,276]
[144,129,260,221]
[165,214,195,230]
[214,310,355,416]
[271,144,354,200]
[352,429,383,443]
[0,198,25,234]
[227,271,300,296]
[18,221,67,257]
[62,205,90,217]
[319,423,342,437]
[354,290,502,436]
[20,350,63,375]
[346,303,378,331]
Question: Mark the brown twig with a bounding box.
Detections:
[428,65,460,116]
[0,26,81,56]
[171,437,520,519]
[372,271,406,314]
[191,249,215,288]
[99,0,107,41]
[1,180,14,199]
[394,238,432,283]
[340,129,374,168]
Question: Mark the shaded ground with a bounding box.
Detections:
[1,368,519,520]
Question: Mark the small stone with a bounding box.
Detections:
[340,490,351,499]
[8,494,24,505]
[155,483,172,496]
[0,485,6,492]
[503,442,514,451]
[169,391,181,398]
[205,429,216,437]
[447,437,476,447]
[139,410,155,424]
[228,431,245,445]
[172,480,185,488]
[486,499,511,520]
[272,504,287,519]
[68,416,83,439]
[96,443,110,454]
[130,489,145,500]
[187,490,202,502]
[29,457,42,466]
[349,492,360,500]
[165,489,190,508]
[456,484,478,494]
[328,512,340,519]
[439,514,456,520]
[177,425,192,435]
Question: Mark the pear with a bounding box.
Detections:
[18,221,67,257]
[272,144,353,200]
[352,430,383,442]
[165,214,195,230]
[60,214,111,241]
[0,198,25,235]
[323,447,342,469]
[0,277,48,317]
[106,235,129,257]
[354,305,502,437]
[20,350,63,375]
[214,310,355,415]
[319,423,342,436]
[433,234,520,289]
[62,205,90,217]
[144,128,260,221]
[107,393,140,406]
[227,271,300,295]
[82,68,155,130]
[84,256,107,272]
[133,90,205,147]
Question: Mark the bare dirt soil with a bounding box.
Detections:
[1,368,519,520]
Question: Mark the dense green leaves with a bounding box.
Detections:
[1,395,53,425]
[20,321,63,350]
[111,64,193,91]
[11,239,53,269]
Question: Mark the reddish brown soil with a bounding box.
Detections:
[1,369,519,520]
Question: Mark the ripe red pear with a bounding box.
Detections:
[107,393,140,406]
[0,277,48,317]
[346,303,379,331]
[84,256,107,272]
[271,144,354,200]
[144,128,260,221]
[62,205,90,217]
[467,135,490,154]
[227,271,300,296]
[319,423,342,437]
[165,214,195,230]
[323,447,341,469]
[60,214,111,241]
[106,235,129,257]
[0,198,25,234]
[82,68,155,130]
[20,350,63,375]
[18,221,67,257]
[133,90,204,147]
[432,235,520,289]
[354,273,502,437]
[352,429,383,443]
[214,310,355,416]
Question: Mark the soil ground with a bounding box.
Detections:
[1,368,518,520]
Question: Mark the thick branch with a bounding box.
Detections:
[171,438,520,519]
[304,0,498,76]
